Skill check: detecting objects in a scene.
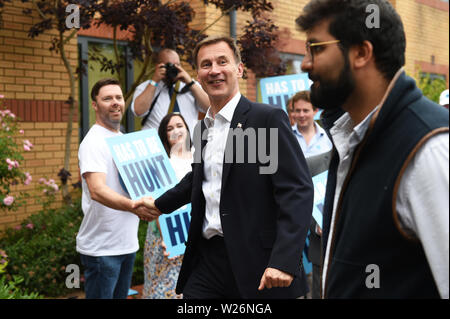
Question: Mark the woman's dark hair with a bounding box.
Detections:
[158,113,192,157]
[296,0,406,80]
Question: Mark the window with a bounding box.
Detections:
[279,52,304,74]
[78,36,135,140]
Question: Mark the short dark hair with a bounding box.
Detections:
[286,97,293,114]
[296,0,406,80]
[193,35,241,69]
[90,78,121,102]
[158,113,192,157]
[292,90,317,110]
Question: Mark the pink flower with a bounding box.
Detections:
[3,196,14,206]
[6,158,15,170]
[0,94,4,99]
[25,223,34,229]
[23,140,33,151]
[24,172,32,185]
[14,225,22,230]
[39,178,46,184]
[19,129,24,134]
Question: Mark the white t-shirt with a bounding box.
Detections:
[76,124,139,257]
[131,80,204,138]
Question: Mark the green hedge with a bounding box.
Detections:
[0,195,147,297]
[0,197,83,297]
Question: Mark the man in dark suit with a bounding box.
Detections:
[145,36,314,299]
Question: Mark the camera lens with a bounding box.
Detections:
[164,63,180,85]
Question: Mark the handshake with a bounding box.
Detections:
[130,197,162,222]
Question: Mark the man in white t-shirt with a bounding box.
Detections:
[131,48,210,136]
[77,78,154,299]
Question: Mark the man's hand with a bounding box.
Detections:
[315,224,322,236]
[174,64,193,84]
[140,196,162,220]
[258,267,294,290]
[131,197,159,222]
[152,63,167,83]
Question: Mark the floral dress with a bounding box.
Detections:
[142,154,192,299]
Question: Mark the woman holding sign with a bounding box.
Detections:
[142,113,193,299]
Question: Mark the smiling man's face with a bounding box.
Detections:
[196,41,244,112]
[93,84,124,132]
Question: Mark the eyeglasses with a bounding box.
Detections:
[305,40,340,62]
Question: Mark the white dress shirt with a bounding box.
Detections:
[292,122,333,157]
[201,92,241,239]
[322,107,449,298]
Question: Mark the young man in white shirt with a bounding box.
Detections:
[291,90,332,157]
[77,78,153,299]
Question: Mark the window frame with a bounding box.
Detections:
[78,36,135,140]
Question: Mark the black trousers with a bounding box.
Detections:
[183,236,241,299]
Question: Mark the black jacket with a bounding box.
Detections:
[322,71,448,298]
[156,95,314,298]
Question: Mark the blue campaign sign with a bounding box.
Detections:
[302,170,328,275]
[311,170,328,228]
[106,129,191,258]
[159,203,191,258]
[259,73,312,111]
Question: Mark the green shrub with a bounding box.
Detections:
[132,220,148,286]
[0,96,34,213]
[0,275,43,299]
[0,249,42,299]
[0,196,83,297]
[0,190,150,297]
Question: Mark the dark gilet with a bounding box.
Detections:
[322,72,449,298]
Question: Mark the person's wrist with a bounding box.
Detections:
[185,80,195,89]
[149,79,158,87]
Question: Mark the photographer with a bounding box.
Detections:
[131,48,209,135]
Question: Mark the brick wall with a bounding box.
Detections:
[0,0,79,230]
[0,0,448,231]
[397,0,449,84]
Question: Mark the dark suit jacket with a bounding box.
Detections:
[155,96,314,298]
[305,150,332,265]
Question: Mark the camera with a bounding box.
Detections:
[164,62,180,85]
